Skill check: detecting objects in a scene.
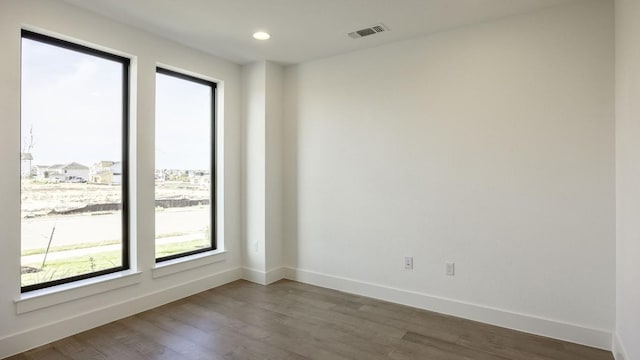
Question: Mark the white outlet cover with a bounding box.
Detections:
[446,262,455,276]
[404,256,413,270]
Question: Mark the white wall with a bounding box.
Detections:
[242,61,285,283]
[0,0,243,357]
[284,0,615,348]
[265,62,285,273]
[615,0,640,359]
[243,62,267,273]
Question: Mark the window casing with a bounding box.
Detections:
[20,30,130,292]
[154,67,217,262]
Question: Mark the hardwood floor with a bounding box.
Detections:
[7,280,613,360]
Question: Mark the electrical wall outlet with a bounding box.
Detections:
[404,256,413,270]
[445,262,455,276]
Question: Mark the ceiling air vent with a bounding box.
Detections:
[348,23,389,39]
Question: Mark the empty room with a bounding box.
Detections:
[0,0,638,359]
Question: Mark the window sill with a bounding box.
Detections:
[152,250,226,279]
[15,270,142,314]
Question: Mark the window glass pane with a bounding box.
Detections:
[155,71,213,260]
[20,34,127,290]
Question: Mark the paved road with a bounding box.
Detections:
[21,207,210,250]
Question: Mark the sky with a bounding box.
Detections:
[156,73,211,170]
[21,38,212,171]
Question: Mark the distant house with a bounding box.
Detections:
[155,169,168,182]
[44,164,66,182]
[20,153,33,178]
[62,162,90,181]
[34,165,52,181]
[91,161,122,184]
[189,170,211,186]
[34,162,89,182]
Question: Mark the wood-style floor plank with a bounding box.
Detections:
[5,280,614,360]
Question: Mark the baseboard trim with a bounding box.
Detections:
[284,267,612,351]
[242,266,286,285]
[613,332,628,360]
[0,267,243,359]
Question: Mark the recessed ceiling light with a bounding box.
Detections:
[253,31,271,40]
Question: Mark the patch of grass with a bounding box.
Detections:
[155,239,210,258]
[22,230,203,256]
[155,231,199,239]
[21,239,211,287]
[21,250,121,287]
[21,239,121,256]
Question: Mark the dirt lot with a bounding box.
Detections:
[21,181,122,218]
[21,180,209,217]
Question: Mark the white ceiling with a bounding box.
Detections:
[62,0,584,65]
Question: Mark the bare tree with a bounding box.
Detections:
[22,125,36,154]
